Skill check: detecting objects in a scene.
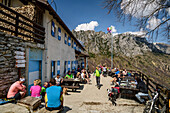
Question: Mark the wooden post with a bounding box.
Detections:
[15,14,19,36]
[166,90,170,113]
[142,74,144,81]
[84,56,86,70]
[18,68,21,80]
[146,77,149,92]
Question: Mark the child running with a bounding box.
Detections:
[30,79,41,98]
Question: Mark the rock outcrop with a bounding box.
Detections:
[72,30,165,57]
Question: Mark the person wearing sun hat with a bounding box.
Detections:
[7,77,26,100]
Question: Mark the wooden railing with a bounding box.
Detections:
[0,3,45,44]
[128,70,170,113]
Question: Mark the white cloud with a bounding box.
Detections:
[146,16,161,30]
[110,25,117,33]
[121,0,160,18]
[123,28,147,37]
[75,21,99,31]
[112,33,119,37]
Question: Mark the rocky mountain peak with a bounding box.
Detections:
[73,30,169,57]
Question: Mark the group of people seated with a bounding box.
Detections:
[7,77,63,110]
[108,68,149,104]
[64,68,91,83]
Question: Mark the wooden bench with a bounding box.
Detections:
[17,96,41,111]
[61,85,79,91]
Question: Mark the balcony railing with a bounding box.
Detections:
[0,3,45,44]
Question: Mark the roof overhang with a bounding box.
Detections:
[75,50,89,57]
[34,0,85,51]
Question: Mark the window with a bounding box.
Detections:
[51,61,55,78]
[58,27,61,40]
[68,37,71,46]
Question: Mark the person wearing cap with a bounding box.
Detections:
[7,77,26,100]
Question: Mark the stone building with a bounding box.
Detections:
[0,0,88,97]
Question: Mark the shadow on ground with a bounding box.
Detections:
[61,106,72,113]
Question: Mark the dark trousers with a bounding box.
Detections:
[96,76,100,85]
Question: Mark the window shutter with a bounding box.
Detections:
[65,33,67,44]
[64,61,67,74]
[68,37,71,46]
[57,60,60,74]
[51,21,55,37]
[68,61,70,71]
[74,42,76,49]
[51,61,54,78]
[82,62,84,68]
[58,27,61,40]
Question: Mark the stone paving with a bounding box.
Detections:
[0,75,145,113]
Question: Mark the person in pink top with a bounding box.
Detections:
[30,79,41,98]
[7,77,26,100]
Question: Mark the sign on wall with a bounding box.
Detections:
[15,51,26,68]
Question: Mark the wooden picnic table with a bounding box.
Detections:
[119,79,139,99]
[119,86,139,99]
[61,78,81,91]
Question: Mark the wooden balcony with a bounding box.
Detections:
[0,3,45,44]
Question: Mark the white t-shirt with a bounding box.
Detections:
[103,67,106,72]
[81,73,84,79]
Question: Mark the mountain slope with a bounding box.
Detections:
[73,30,170,87]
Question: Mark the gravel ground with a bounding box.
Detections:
[62,75,145,113]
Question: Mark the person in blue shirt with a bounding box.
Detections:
[115,68,120,75]
[45,78,63,111]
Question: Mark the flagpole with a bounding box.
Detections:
[107,27,113,69]
[111,33,113,69]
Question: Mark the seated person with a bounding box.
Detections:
[115,69,120,75]
[76,72,81,79]
[135,77,149,103]
[110,77,119,87]
[71,69,77,78]
[116,74,121,85]
[55,74,63,86]
[122,69,127,76]
[81,71,89,83]
[7,77,26,100]
[41,82,48,102]
[30,79,41,98]
[65,71,73,79]
[45,78,63,110]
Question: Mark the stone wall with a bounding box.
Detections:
[0,32,26,98]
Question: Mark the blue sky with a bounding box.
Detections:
[49,0,137,33]
[48,0,169,44]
